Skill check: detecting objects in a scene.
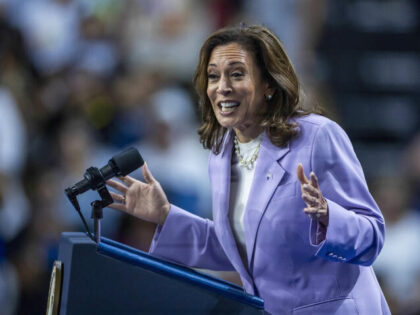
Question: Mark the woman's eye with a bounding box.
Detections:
[208,74,218,80]
[232,72,243,78]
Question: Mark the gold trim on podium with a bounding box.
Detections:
[46,260,63,315]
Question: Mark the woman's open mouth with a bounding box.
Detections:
[218,101,240,115]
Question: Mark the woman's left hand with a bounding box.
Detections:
[297,164,329,227]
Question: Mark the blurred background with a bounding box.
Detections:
[0,0,419,314]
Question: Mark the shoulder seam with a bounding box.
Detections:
[308,119,330,171]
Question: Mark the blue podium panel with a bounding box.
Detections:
[58,232,265,315]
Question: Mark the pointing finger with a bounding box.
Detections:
[297,163,309,185]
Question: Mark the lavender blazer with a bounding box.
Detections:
[149,114,390,314]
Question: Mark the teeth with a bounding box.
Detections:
[221,106,233,112]
[220,102,239,108]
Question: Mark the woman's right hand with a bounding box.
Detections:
[106,163,170,225]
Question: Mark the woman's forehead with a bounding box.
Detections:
[208,43,252,67]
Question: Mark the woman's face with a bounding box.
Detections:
[206,42,269,142]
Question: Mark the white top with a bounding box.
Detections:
[228,134,262,269]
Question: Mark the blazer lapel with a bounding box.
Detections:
[211,130,254,289]
[243,133,290,269]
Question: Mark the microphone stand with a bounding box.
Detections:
[91,183,113,243]
[66,167,113,243]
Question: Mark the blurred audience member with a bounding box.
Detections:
[75,15,119,78]
[119,0,212,81]
[136,85,212,218]
[0,87,27,175]
[0,172,22,315]
[373,176,420,314]
[402,133,420,213]
[10,0,81,75]
[109,71,164,148]
[242,0,326,83]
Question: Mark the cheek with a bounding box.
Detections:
[207,86,216,104]
[241,80,257,98]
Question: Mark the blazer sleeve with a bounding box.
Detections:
[309,120,385,266]
[149,204,235,271]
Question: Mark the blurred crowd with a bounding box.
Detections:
[0,0,418,314]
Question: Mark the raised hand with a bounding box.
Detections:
[296,163,329,227]
[106,163,170,225]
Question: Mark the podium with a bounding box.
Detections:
[54,232,265,314]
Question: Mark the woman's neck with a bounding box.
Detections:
[234,126,263,143]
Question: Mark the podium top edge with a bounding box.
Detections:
[98,237,265,309]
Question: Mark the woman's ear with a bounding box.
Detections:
[264,87,275,101]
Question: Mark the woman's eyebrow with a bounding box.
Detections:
[228,61,245,66]
[208,61,245,68]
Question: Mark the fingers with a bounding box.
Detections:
[142,162,155,184]
[298,167,328,223]
[304,207,319,219]
[119,175,136,186]
[310,172,319,189]
[298,168,328,225]
[107,202,127,212]
[107,176,141,194]
[296,163,309,185]
[304,207,327,219]
[297,164,320,189]
[106,179,128,193]
[302,184,320,198]
[304,207,327,215]
[110,191,125,204]
[302,194,320,207]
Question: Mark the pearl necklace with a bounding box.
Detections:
[233,136,262,169]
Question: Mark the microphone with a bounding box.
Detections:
[65,147,144,199]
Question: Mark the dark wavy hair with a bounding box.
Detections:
[193,24,323,153]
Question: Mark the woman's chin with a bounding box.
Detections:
[215,115,238,129]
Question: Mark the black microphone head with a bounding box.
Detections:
[109,147,144,176]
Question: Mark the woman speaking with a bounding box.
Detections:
[107,24,390,314]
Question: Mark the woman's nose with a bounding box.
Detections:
[217,77,232,95]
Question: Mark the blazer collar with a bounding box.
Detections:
[220,129,290,160]
[260,132,290,162]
